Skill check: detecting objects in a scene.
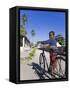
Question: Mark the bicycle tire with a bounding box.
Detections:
[54,56,66,78]
[39,53,45,74]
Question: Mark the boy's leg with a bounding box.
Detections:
[50,52,57,78]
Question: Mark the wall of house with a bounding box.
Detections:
[20,37,31,59]
[20,37,31,58]
[20,37,25,52]
[25,39,30,48]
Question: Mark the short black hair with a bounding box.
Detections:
[49,31,55,36]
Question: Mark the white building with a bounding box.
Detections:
[20,35,31,59]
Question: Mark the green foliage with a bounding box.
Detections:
[27,47,36,60]
[20,27,27,36]
[20,14,27,36]
[31,29,35,36]
[56,34,64,45]
[22,14,27,26]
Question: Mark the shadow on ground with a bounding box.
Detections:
[28,61,66,79]
[27,62,56,79]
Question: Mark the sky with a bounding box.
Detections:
[20,10,65,43]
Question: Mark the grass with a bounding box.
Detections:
[27,47,36,60]
[20,47,36,63]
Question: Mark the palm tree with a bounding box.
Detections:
[31,29,36,44]
[20,26,27,36]
[20,14,27,36]
[31,29,35,36]
[22,14,27,26]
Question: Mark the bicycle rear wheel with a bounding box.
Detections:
[55,56,65,78]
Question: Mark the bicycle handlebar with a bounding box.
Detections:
[38,46,65,56]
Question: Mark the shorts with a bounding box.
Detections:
[50,51,57,65]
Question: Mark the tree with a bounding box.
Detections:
[55,34,64,45]
[31,29,36,44]
[20,14,27,36]
[31,29,35,36]
[20,27,27,36]
[22,14,27,26]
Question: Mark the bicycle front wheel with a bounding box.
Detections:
[39,53,45,74]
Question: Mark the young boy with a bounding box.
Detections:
[41,31,57,78]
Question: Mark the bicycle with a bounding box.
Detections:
[38,46,66,79]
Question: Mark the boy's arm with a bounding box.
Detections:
[40,44,50,49]
[40,40,51,49]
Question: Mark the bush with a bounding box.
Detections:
[27,47,36,60]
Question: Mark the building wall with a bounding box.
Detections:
[20,37,31,52]
[20,37,31,59]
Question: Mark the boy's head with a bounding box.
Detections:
[49,31,55,39]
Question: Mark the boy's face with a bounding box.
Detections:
[49,33,55,39]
